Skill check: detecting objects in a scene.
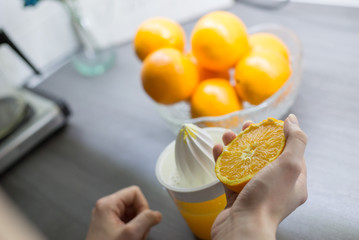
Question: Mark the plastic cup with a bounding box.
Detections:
[156,128,227,240]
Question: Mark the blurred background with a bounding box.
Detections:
[0,0,358,86]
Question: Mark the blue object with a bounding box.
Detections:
[24,0,40,7]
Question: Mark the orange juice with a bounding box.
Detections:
[175,194,226,240]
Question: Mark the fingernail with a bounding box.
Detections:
[243,120,252,124]
[288,114,298,125]
[154,211,162,221]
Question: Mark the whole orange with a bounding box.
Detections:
[191,11,250,72]
[191,78,242,118]
[141,48,199,105]
[134,17,185,61]
[249,32,290,61]
[234,50,291,105]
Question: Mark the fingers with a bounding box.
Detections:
[301,159,307,178]
[242,120,253,130]
[126,209,162,237]
[284,114,307,156]
[278,114,308,178]
[224,188,239,209]
[108,186,150,216]
[214,131,238,207]
[222,131,236,146]
[298,162,308,204]
[88,187,161,240]
[213,131,236,161]
[213,120,252,161]
[213,120,252,208]
[213,144,223,162]
[213,142,238,208]
[214,124,252,207]
[292,160,308,211]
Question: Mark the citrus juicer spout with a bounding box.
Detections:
[175,124,217,188]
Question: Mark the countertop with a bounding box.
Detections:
[1,2,359,240]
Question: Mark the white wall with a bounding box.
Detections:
[0,0,77,86]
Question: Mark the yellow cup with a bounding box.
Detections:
[156,128,227,240]
[174,193,226,239]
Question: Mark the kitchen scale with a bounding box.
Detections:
[0,30,70,172]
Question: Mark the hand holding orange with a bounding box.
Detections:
[212,115,308,239]
[215,118,285,192]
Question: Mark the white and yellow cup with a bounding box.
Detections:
[156,127,227,240]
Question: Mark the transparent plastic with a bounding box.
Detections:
[155,24,302,133]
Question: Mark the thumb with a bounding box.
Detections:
[277,114,308,179]
[283,114,307,159]
[127,209,162,237]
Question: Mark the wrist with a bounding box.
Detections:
[230,208,277,240]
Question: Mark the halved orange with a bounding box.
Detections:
[215,118,285,192]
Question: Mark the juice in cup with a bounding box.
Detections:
[156,125,227,240]
[175,194,226,239]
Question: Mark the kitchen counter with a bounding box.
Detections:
[1,2,359,239]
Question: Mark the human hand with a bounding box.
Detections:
[86,186,162,240]
[211,114,308,240]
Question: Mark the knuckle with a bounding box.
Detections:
[143,209,154,219]
[94,197,110,211]
[122,225,136,238]
[140,209,154,221]
[279,155,302,176]
[286,161,302,176]
[91,207,96,215]
[278,151,292,162]
[248,178,270,195]
[128,185,141,192]
[292,129,308,145]
[300,189,308,205]
[251,178,269,191]
[233,179,270,209]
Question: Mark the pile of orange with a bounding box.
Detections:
[134,12,292,118]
